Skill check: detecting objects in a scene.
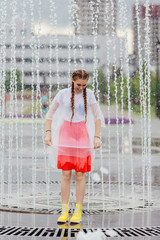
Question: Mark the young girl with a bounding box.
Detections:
[44,69,104,224]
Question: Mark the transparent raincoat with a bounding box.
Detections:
[46,88,105,171]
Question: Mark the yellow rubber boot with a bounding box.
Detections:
[57,204,69,224]
[70,204,82,224]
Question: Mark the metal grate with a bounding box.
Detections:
[3,180,160,186]
[0,225,160,237]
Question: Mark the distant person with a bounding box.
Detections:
[5,94,9,116]
[44,69,104,225]
[0,92,8,117]
[41,91,48,115]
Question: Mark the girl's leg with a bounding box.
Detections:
[75,171,85,204]
[70,171,85,223]
[61,170,72,204]
[57,170,72,224]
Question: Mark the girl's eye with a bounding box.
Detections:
[77,84,86,87]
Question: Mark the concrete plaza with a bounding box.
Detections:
[0,105,160,239]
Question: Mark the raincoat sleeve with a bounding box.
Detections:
[45,90,63,120]
[91,103,101,121]
[89,90,105,127]
[45,90,65,168]
[45,101,59,120]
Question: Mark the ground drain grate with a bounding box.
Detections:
[3,180,160,186]
[0,226,160,237]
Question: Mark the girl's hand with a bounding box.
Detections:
[94,136,101,149]
[44,132,52,146]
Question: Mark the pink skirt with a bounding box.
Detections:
[57,120,91,172]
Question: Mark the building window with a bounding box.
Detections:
[39,72,46,76]
[24,58,32,63]
[76,58,82,63]
[39,58,45,63]
[85,58,94,63]
[59,58,67,63]
[75,45,81,49]
[16,45,22,49]
[24,71,32,76]
[51,58,56,63]
[40,44,45,49]
[6,58,11,62]
[51,44,56,49]
[85,45,94,49]
[25,44,31,49]
[85,58,99,63]
[59,72,67,77]
[6,44,11,48]
[58,44,68,49]
[48,72,56,77]
[16,58,22,63]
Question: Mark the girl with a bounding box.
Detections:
[44,69,104,224]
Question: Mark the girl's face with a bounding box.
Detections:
[73,78,88,94]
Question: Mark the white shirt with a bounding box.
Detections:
[46,87,100,123]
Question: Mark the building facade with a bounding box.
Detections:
[133,5,160,66]
[4,22,120,86]
[73,0,117,35]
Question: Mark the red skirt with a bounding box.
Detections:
[57,120,91,172]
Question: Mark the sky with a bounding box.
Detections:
[5,0,160,28]
[5,0,160,39]
[2,0,160,55]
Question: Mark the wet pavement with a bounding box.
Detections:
[0,209,160,239]
[0,106,160,239]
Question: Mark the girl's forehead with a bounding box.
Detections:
[74,78,88,84]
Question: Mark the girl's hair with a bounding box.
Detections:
[70,69,89,123]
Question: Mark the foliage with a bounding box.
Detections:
[150,73,156,106]
[96,66,157,116]
[23,102,41,115]
[8,67,157,117]
[5,69,22,92]
[97,68,107,103]
[90,68,107,103]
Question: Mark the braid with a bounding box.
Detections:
[70,81,75,124]
[83,87,87,123]
[71,70,89,124]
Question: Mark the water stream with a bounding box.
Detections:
[0,0,157,213]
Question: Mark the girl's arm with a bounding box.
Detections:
[94,119,101,149]
[91,103,102,149]
[44,101,59,146]
[45,119,52,146]
[95,119,101,137]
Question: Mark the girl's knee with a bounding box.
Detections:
[62,170,72,181]
[75,171,85,181]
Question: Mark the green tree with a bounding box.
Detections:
[97,68,107,103]
[150,72,156,106]
[5,69,22,92]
